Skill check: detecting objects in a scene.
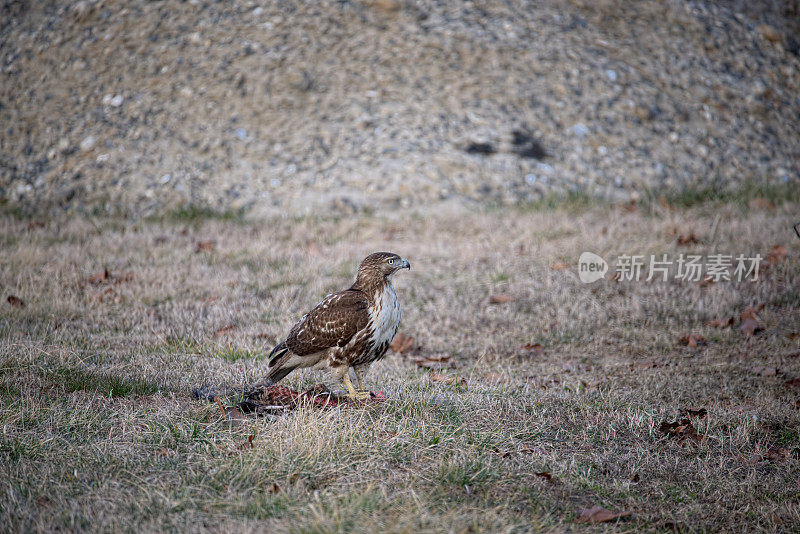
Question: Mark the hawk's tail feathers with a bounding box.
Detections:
[268,341,289,367]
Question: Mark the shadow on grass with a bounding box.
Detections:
[162,204,248,224]
[45,366,161,398]
[512,181,799,214]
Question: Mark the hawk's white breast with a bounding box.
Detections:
[369,283,401,352]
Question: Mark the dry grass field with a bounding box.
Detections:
[1,192,799,532]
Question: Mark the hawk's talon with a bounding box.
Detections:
[344,389,373,402]
[342,373,372,402]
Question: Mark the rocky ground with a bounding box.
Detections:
[1,0,799,217]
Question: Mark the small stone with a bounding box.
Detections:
[371,0,401,13]
[758,24,781,44]
[570,123,590,139]
[605,69,617,82]
[80,135,96,152]
[634,105,653,121]
[235,128,247,141]
[160,173,171,184]
[110,95,123,107]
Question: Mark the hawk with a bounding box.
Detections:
[263,252,410,400]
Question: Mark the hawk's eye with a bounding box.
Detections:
[387,259,394,265]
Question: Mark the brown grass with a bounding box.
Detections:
[1,199,799,532]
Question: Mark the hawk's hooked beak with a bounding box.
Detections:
[400,258,411,270]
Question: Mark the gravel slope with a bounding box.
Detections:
[1,0,799,216]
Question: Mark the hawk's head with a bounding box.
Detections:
[357,252,410,282]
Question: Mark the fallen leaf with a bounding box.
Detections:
[88,269,110,284]
[484,372,509,384]
[577,506,632,524]
[679,334,707,348]
[115,271,134,283]
[621,201,639,213]
[785,332,798,341]
[740,307,764,337]
[520,343,545,357]
[195,240,215,253]
[306,241,321,255]
[681,408,708,418]
[390,333,415,354]
[767,245,787,265]
[270,482,281,494]
[235,435,256,451]
[707,317,734,328]
[412,353,454,369]
[657,196,674,211]
[6,295,25,308]
[658,418,702,445]
[698,276,716,288]
[630,473,640,483]
[784,377,800,390]
[493,448,512,458]
[677,232,701,245]
[551,262,570,270]
[631,360,664,370]
[86,269,132,285]
[753,366,777,377]
[767,447,789,463]
[534,471,552,481]
[749,197,775,210]
[489,294,514,304]
[429,373,466,386]
[215,324,236,336]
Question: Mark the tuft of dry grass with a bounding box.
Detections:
[1,199,799,532]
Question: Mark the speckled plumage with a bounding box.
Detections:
[264,252,409,390]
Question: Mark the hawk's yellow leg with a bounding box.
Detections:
[343,371,371,401]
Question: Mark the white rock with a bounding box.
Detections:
[570,123,590,139]
[80,135,96,151]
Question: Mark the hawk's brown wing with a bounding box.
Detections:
[285,289,370,356]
